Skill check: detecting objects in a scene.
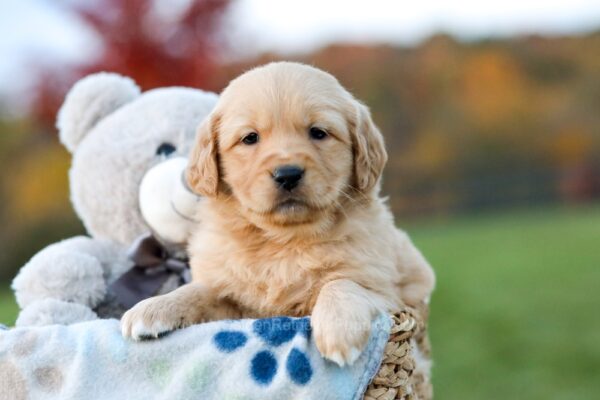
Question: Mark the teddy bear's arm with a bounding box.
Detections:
[11,236,132,326]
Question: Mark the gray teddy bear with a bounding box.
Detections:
[12,73,217,326]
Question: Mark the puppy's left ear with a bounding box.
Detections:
[186,113,220,197]
[350,102,388,193]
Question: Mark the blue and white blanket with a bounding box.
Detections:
[0,314,391,400]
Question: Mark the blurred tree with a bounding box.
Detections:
[460,50,529,128]
[0,125,82,282]
[31,0,232,129]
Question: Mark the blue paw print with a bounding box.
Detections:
[212,317,313,386]
[286,348,312,385]
[253,316,297,346]
[251,350,278,385]
[213,331,248,352]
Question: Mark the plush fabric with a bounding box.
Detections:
[0,314,391,400]
[12,74,218,326]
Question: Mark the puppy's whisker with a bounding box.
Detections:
[338,188,357,204]
[333,200,351,222]
[330,184,365,209]
[345,185,370,204]
[329,192,354,221]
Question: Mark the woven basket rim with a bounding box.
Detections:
[363,307,431,400]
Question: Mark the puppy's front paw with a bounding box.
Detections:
[311,302,373,367]
[121,295,189,340]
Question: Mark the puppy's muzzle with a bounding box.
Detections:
[272,165,304,192]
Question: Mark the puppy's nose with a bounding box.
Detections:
[272,165,304,191]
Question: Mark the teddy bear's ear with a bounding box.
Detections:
[57,72,141,153]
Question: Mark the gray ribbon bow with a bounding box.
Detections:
[109,233,191,309]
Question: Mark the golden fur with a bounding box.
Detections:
[121,62,435,366]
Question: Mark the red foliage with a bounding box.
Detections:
[31,0,232,129]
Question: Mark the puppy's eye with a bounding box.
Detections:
[309,127,328,140]
[242,132,259,145]
[156,142,177,156]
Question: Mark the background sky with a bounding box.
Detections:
[1,0,600,97]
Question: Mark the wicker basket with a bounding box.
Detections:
[364,307,432,400]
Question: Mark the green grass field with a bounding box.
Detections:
[1,205,598,398]
[408,205,600,399]
[0,288,16,326]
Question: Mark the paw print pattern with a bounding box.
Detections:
[213,331,248,353]
[253,317,297,346]
[250,350,278,385]
[285,348,312,385]
[212,317,313,386]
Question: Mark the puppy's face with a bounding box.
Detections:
[187,62,387,233]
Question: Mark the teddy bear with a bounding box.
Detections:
[11,72,217,327]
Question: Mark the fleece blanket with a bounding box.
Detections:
[0,314,391,400]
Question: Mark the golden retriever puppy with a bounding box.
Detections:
[121,62,435,366]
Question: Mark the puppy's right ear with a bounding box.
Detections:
[350,102,388,193]
[186,113,220,197]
